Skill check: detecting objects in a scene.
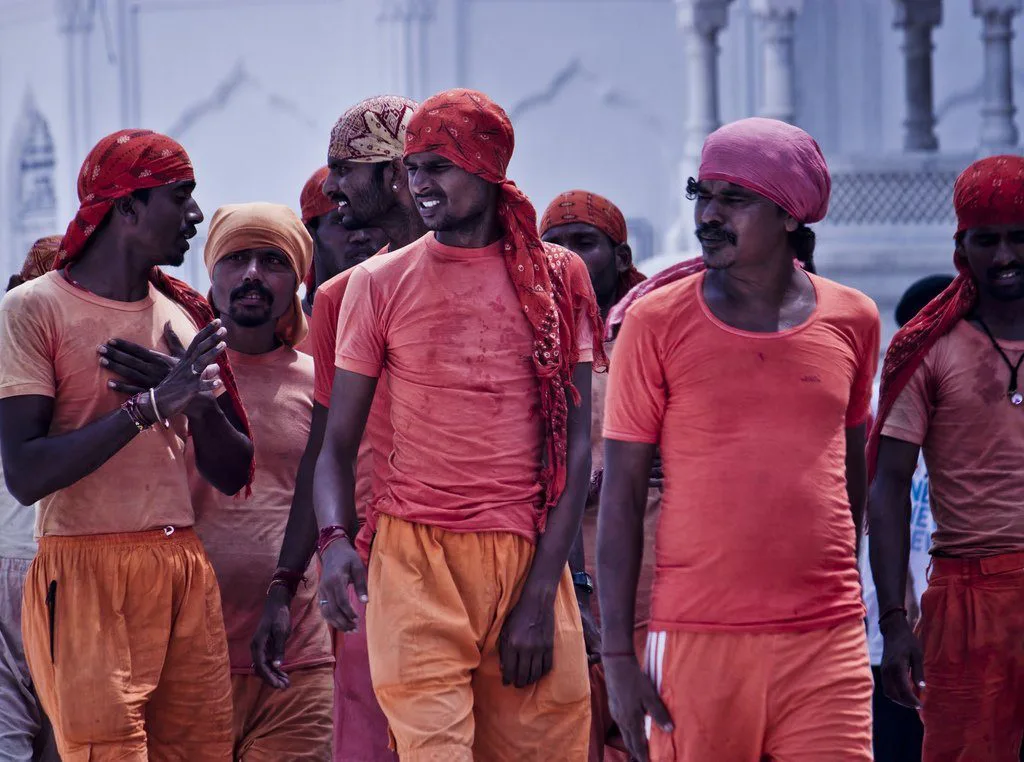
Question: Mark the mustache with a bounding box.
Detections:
[694,223,737,245]
[229,282,274,304]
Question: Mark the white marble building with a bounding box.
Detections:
[0,0,1021,342]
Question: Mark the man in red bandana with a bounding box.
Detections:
[0,129,253,760]
[869,155,1024,761]
[314,89,604,761]
[600,117,879,762]
[540,190,650,762]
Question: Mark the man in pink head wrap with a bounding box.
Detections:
[598,117,880,762]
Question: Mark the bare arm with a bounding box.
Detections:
[313,369,377,632]
[869,435,924,707]
[275,402,328,575]
[188,393,253,496]
[0,395,142,505]
[845,423,868,559]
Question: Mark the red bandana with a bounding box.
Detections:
[867,155,1024,478]
[53,129,254,492]
[405,89,607,526]
[299,166,334,292]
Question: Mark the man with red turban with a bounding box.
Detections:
[868,154,1024,761]
[0,129,253,759]
[314,88,605,760]
[541,190,653,762]
[599,117,879,762]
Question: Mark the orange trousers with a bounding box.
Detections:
[231,667,334,761]
[918,553,1024,762]
[22,528,234,762]
[646,622,872,762]
[366,515,591,761]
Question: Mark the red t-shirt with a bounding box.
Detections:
[605,271,880,632]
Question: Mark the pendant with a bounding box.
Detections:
[1012,391,1023,406]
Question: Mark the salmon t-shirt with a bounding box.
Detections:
[0,271,210,537]
[312,256,392,522]
[604,271,880,632]
[581,339,660,631]
[881,320,1024,557]
[336,234,595,539]
[192,347,332,673]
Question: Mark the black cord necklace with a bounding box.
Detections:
[975,317,1024,406]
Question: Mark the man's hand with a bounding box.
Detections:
[578,597,602,664]
[101,322,224,417]
[251,585,293,690]
[604,655,673,762]
[317,541,368,633]
[880,614,925,708]
[498,588,555,688]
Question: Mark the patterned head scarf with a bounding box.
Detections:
[867,155,1024,478]
[540,189,646,305]
[699,117,831,224]
[405,88,607,526]
[20,235,62,281]
[204,203,313,347]
[329,95,418,163]
[53,129,254,491]
[300,166,334,224]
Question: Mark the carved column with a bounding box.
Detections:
[668,0,735,252]
[56,0,96,188]
[378,0,438,101]
[751,0,803,125]
[894,0,941,151]
[973,0,1021,153]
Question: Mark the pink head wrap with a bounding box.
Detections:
[698,117,831,224]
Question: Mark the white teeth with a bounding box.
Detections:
[337,200,349,208]
[421,199,440,208]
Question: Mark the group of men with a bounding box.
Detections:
[0,85,1020,762]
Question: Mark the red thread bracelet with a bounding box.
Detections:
[266,567,304,597]
[317,525,349,558]
[600,651,636,659]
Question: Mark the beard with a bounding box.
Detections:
[227,283,275,327]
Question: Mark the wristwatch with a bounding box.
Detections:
[572,571,594,596]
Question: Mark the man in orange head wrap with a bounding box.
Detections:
[314,89,605,761]
[0,129,254,760]
[869,155,1024,761]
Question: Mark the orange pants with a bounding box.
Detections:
[366,515,591,761]
[22,528,234,761]
[333,592,396,761]
[231,667,333,761]
[918,553,1024,762]
[646,622,872,762]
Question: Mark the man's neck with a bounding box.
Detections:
[224,318,280,355]
[707,254,798,309]
[598,292,616,321]
[379,198,428,251]
[66,238,152,302]
[973,294,1024,340]
[434,205,501,249]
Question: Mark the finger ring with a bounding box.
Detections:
[319,599,329,606]
[190,363,201,377]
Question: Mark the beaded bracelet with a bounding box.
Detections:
[266,567,305,597]
[316,525,350,559]
[121,394,152,432]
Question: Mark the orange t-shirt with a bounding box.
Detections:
[881,320,1024,557]
[312,259,393,522]
[581,339,661,630]
[192,346,332,673]
[0,271,211,537]
[336,234,595,539]
[604,271,880,632]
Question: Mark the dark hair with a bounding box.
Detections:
[789,224,816,274]
[895,274,956,327]
[6,274,24,293]
[131,187,152,203]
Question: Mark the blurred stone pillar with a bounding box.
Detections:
[56,0,95,189]
[378,0,438,102]
[894,0,941,151]
[668,0,735,253]
[751,0,803,125]
[973,0,1021,153]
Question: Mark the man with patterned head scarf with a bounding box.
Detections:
[869,155,1024,761]
[600,117,879,762]
[0,129,254,760]
[0,236,63,762]
[256,95,422,762]
[314,88,605,760]
[181,202,335,760]
[541,190,652,762]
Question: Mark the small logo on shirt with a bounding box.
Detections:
[801,375,822,383]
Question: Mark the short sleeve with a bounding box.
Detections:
[310,285,341,407]
[846,306,881,427]
[0,290,57,399]
[602,309,665,444]
[880,362,931,446]
[335,266,386,379]
[566,250,598,364]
